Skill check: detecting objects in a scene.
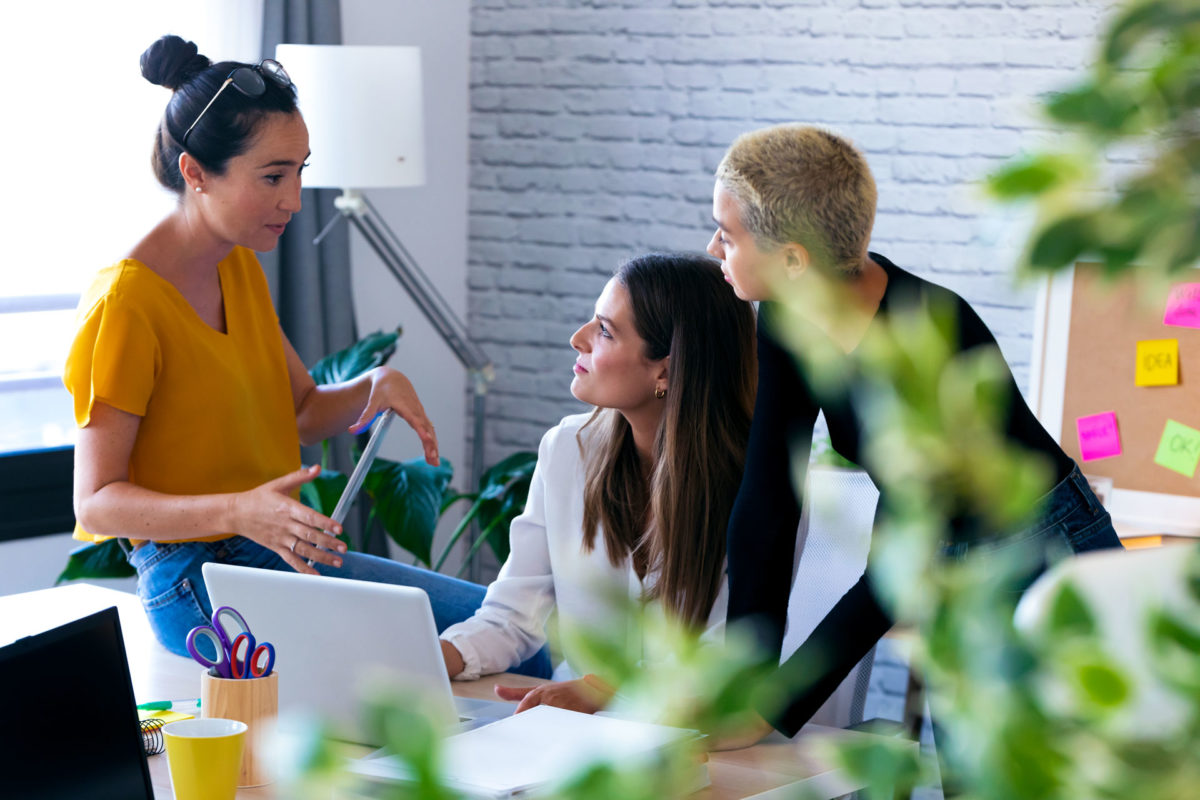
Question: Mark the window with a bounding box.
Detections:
[0,1,262,454]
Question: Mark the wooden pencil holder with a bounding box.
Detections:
[200,670,278,787]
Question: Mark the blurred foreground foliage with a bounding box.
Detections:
[283,1,1200,798]
[988,0,1200,284]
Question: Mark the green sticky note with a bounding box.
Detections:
[1154,419,1200,477]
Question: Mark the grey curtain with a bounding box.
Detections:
[260,0,383,555]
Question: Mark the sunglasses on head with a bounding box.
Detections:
[181,59,292,148]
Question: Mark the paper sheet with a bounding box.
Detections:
[351,705,703,798]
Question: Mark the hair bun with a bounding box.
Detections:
[140,35,211,90]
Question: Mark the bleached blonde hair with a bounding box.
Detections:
[716,124,877,277]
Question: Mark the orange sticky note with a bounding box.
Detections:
[1135,339,1179,386]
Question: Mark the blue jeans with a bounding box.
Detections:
[124,536,553,678]
[934,464,1122,796]
[941,464,1124,582]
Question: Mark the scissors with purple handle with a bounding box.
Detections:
[185,606,251,679]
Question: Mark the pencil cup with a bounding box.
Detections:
[163,717,247,800]
[201,670,279,787]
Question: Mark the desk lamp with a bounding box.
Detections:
[276,44,493,577]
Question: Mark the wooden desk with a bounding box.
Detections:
[0,583,901,799]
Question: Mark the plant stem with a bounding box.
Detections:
[433,501,483,573]
[455,516,503,578]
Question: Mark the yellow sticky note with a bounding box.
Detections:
[1135,339,1179,386]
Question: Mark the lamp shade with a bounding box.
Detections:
[276,44,425,189]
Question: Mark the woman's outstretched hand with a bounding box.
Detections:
[349,367,439,466]
[494,674,615,715]
[229,465,346,574]
[707,711,775,751]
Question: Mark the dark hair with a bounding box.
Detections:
[580,252,758,627]
[141,35,298,194]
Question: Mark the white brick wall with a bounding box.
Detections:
[467,0,1120,465]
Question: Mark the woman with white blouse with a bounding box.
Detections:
[439,252,757,713]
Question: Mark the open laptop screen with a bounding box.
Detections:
[0,607,153,800]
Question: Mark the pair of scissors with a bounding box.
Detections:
[185,606,275,679]
[228,631,276,679]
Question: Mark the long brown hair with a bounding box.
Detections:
[580,253,757,627]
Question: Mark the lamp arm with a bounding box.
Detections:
[335,190,494,381]
[322,190,495,580]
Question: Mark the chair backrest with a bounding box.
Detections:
[781,466,881,729]
[1014,542,1200,740]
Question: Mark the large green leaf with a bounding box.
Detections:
[308,329,399,386]
[987,154,1081,199]
[1029,214,1095,271]
[1047,582,1096,638]
[1046,83,1142,134]
[364,456,453,567]
[56,538,136,584]
[1075,660,1131,707]
[1104,0,1189,66]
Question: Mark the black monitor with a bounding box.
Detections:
[0,606,153,800]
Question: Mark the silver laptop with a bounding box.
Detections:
[202,562,514,745]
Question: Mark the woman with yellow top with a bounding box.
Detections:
[62,35,547,669]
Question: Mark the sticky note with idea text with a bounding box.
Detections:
[1163,283,1200,329]
[1076,412,1122,461]
[1154,419,1200,477]
[1135,339,1179,386]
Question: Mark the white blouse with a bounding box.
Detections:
[441,413,728,681]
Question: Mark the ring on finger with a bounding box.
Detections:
[289,538,298,553]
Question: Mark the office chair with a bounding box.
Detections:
[1014,541,1200,741]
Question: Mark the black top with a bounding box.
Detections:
[725,253,1074,736]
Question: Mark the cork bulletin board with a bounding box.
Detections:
[1032,263,1200,536]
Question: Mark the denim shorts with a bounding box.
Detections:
[124,535,553,678]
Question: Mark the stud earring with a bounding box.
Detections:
[194,185,202,193]
[655,388,666,399]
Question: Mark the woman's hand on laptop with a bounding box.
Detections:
[348,367,439,466]
[494,674,615,715]
[229,465,346,574]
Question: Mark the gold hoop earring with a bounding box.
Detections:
[655,388,666,399]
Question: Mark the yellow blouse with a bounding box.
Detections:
[63,246,301,543]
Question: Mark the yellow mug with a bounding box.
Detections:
[163,717,247,800]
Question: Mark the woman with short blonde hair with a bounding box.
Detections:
[709,124,1122,752]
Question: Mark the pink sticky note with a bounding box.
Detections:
[1076,412,1122,461]
[1163,283,1200,328]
